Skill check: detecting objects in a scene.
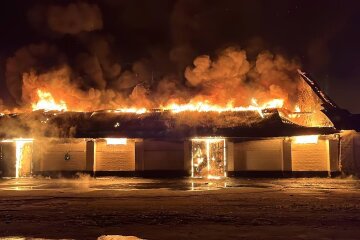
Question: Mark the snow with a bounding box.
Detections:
[0,177,359,239]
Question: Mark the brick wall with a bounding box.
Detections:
[95,139,135,171]
[34,139,87,171]
[291,140,328,171]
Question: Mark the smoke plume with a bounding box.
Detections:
[47,2,103,34]
[2,1,321,116]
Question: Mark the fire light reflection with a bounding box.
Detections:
[293,135,319,144]
[105,138,127,145]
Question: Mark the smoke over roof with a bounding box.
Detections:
[0,0,351,118]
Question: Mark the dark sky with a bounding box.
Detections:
[1,0,360,112]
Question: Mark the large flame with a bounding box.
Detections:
[32,90,67,111]
[28,91,291,119]
[27,90,289,117]
[110,98,285,117]
[163,98,284,113]
[26,87,329,127]
[158,98,284,119]
[113,108,147,114]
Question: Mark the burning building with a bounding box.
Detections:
[0,70,359,178]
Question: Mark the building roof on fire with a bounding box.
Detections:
[0,109,337,139]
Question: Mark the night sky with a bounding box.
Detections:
[1,0,360,112]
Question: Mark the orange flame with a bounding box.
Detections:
[29,91,285,118]
[30,88,288,118]
[114,108,147,114]
[32,90,67,111]
[162,98,284,117]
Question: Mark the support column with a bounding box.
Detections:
[135,140,144,171]
[328,139,340,174]
[86,140,95,173]
[226,140,234,172]
[184,140,192,176]
[282,139,292,173]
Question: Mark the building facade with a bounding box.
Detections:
[0,134,345,178]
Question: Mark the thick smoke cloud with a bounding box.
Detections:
[184,48,300,107]
[47,2,103,34]
[5,43,67,104]
[5,44,304,112]
[21,66,127,111]
[28,2,103,35]
[3,1,318,115]
[75,35,122,90]
[252,52,300,103]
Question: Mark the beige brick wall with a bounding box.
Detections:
[34,139,87,171]
[141,140,184,171]
[291,139,328,171]
[234,139,283,171]
[95,139,135,171]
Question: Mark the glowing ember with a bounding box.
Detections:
[293,135,319,144]
[105,138,127,145]
[32,90,67,111]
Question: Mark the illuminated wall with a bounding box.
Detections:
[291,136,339,172]
[33,139,87,172]
[231,139,284,171]
[135,140,185,171]
[291,139,328,171]
[94,139,136,172]
[230,137,339,174]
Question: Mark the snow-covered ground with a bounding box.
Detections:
[0,177,359,239]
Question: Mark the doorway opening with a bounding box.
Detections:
[0,139,33,178]
[191,138,226,178]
